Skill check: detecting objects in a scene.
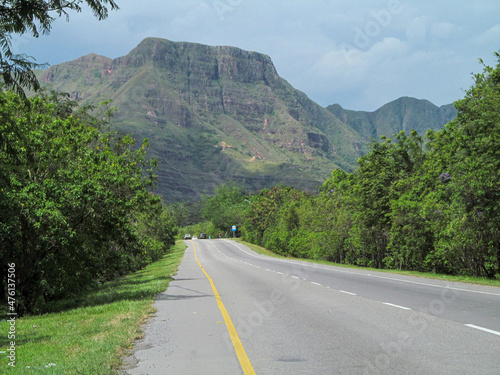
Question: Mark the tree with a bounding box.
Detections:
[317,169,355,262]
[0,0,119,95]
[241,185,308,256]
[420,52,500,277]
[201,181,247,232]
[0,90,170,314]
[344,131,425,267]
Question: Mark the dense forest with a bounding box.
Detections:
[181,52,500,280]
[0,91,177,315]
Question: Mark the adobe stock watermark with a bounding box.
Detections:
[364,286,460,374]
[341,0,403,63]
[213,0,244,21]
[2,263,17,368]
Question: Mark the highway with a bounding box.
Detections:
[122,239,500,375]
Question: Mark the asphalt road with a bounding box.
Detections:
[122,239,500,375]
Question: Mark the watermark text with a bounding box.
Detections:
[4,263,17,368]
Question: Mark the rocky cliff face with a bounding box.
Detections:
[39,38,453,202]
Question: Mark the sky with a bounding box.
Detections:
[11,0,500,111]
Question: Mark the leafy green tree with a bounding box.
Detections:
[345,131,425,267]
[132,204,178,265]
[420,53,500,277]
[0,0,119,94]
[242,185,291,247]
[0,90,170,314]
[241,185,307,256]
[262,191,306,256]
[385,173,436,271]
[317,169,356,262]
[201,181,247,233]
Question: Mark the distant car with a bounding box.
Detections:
[192,235,198,240]
[199,233,207,239]
[184,234,191,240]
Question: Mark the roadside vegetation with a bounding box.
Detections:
[0,90,177,316]
[178,52,500,282]
[0,241,185,374]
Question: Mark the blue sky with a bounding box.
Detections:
[12,0,500,111]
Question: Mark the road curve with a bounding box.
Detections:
[122,239,500,375]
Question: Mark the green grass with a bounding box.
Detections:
[0,242,186,374]
[232,238,500,287]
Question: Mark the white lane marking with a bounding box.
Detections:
[340,290,356,296]
[383,302,412,311]
[311,282,322,286]
[222,240,500,297]
[291,276,300,279]
[465,324,500,337]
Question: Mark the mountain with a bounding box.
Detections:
[326,97,456,141]
[38,38,367,202]
[38,38,455,203]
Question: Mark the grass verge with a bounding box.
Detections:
[0,241,186,374]
[232,238,500,287]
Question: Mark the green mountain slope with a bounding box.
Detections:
[38,38,366,202]
[38,38,454,203]
[326,96,456,141]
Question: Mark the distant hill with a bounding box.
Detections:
[326,97,456,141]
[38,38,455,203]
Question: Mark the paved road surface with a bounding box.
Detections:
[122,239,500,374]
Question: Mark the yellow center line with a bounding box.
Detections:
[192,241,256,375]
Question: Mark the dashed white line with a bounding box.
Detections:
[465,324,500,337]
[223,240,500,297]
[340,290,356,296]
[206,241,500,338]
[383,302,412,311]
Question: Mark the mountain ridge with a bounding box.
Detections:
[326,96,456,140]
[327,96,456,140]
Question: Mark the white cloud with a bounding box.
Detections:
[430,21,456,39]
[405,16,427,45]
[311,37,409,90]
[473,24,500,45]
